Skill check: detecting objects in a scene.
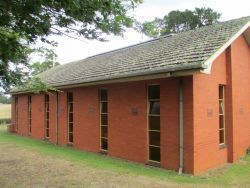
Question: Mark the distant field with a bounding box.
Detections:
[0,104,11,121]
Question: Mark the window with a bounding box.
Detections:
[219,85,225,145]
[148,85,160,162]
[28,96,32,134]
[100,89,108,151]
[67,92,73,143]
[15,96,18,131]
[45,94,50,138]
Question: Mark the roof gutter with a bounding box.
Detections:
[8,66,206,95]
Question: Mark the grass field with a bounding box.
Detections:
[0,125,250,187]
[0,104,11,125]
[0,104,11,119]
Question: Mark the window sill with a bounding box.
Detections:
[146,161,161,168]
[100,150,108,155]
[67,142,74,147]
[44,137,50,142]
[219,143,227,149]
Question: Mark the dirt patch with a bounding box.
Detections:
[0,142,210,188]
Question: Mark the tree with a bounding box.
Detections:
[30,48,60,76]
[0,93,11,104]
[140,7,221,38]
[0,0,142,90]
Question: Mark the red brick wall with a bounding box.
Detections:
[30,94,45,139]
[16,95,28,136]
[192,34,250,174]
[10,34,250,174]
[11,78,188,172]
[193,51,228,174]
[183,76,195,174]
[57,91,68,145]
[229,35,250,161]
[74,86,100,152]
[107,82,147,163]
[11,97,16,132]
[48,92,57,144]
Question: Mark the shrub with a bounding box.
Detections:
[0,118,11,125]
[247,147,250,155]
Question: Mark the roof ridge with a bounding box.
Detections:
[83,16,250,60]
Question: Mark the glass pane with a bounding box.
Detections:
[68,92,73,102]
[46,119,49,128]
[149,146,160,162]
[219,129,225,144]
[46,129,49,137]
[28,96,32,103]
[101,114,108,125]
[69,113,73,123]
[219,101,224,114]
[101,138,108,150]
[149,101,160,115]
[46,103,49,112]
[149,116,160,130]
[68,103,73,113]
[101,126,108,138]
[148,85,160,99]
[149,131,160,146]
[29,123,32,132]
[69,132,73,143]
[100,90,108,101]
[219,115,224,129]
[219,86,224,100]
[101,102,108,113]
[45,94,49,103]
[69,123,73,132]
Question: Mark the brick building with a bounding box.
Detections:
[10,17,250,174]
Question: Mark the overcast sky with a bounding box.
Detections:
[49,0,250,64]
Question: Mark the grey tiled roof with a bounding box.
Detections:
[38,16,250,87]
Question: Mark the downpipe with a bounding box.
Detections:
[178,79,184,175]
[56,92,58,145]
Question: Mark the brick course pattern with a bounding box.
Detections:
[11,34,250,174]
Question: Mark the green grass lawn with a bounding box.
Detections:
[0,125,249,187]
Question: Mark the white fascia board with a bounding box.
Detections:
[201,21,250,74]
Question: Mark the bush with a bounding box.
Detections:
[0,118,11,125]
[247,147,250,155]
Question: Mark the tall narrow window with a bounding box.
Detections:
[15,96,18,131]
[67,92,73,143]
[148,85,160,163]
[219,85,225,145]
[45,94,50,138]
[28,96,32,134]
[100,89,108,151]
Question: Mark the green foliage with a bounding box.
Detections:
[0,94,11,104]
[0,118,11,125]
[0,28,31,90]
[17,77,59,94]
[0,0,142,90]
[140,7,221,38]
[30,48,60,75]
